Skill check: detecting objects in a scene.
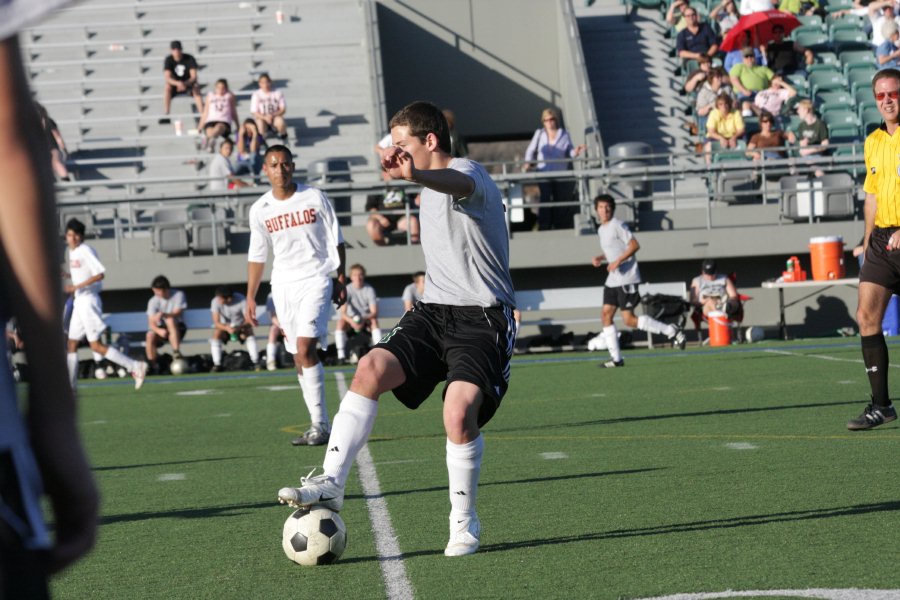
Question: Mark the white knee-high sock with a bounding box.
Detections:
[67,352,79,391]
[371,328,383,345]
[334,330,347,359]
[245,336,259,362]
[92,351,104,364]
[210,339,223,365]
[266,342,277,362]
[637,315,676,338]
[104,346,137,371]
[302,363,329,428]
[603,325,622,362]
[322,391,378,487]
[446,435,484,519]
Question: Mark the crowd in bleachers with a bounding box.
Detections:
[667,0,891,166]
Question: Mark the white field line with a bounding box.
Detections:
[764,349,900,368]
[634,589,900,600]
[334,372,414,600]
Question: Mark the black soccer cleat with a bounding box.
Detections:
[600,359,624,368]
[847,402,897,431]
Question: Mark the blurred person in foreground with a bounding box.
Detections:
[0,2,99,596]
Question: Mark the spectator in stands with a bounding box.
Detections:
[704,94,745,160]
[786,99,829,176]
[710,0,741,35]
[250,73,288,142]
[145,275,187,374]
[265,292,282,371]
[676,7,719,64]
[746,110,789,161]
[235,118,267,176]
[695,68,735,120]
[34,102,70,181]
[443,109,468,158]
[208,138,249,192]
[666,0,694,32]
[334,264,381,364]
[682,55,713,94]
[199,78,239,153]
[778,0,824,16]
[365,190,420,246]
[160,40,203,124]
[723,32,767,74]
[730,47,775,115]
[210,286,261,372]
[870,1,900,47]
[739,0,774,15]
[766,25,814,76]
[753,74,797,119]
[402,271,426,312]
[877,21,900,69]
[523,107,586,231]
[690,259,740,318]
[0,10,99,589]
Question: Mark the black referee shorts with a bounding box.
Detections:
[861,227,900,293]
[376,302,517,428]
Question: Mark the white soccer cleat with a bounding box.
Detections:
[444,514,481,557]
[132,361,148,390]
[266,359,277,371]
[277,469,344,511]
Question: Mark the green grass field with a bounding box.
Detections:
[50,339,900,600]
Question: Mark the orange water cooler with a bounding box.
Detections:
[708,311,731,347]
[808,236,845,281]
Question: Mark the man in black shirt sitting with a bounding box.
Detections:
[160,40,203,124]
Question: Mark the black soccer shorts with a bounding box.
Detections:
[376,302,517,427]
[861,227,900,292]
[603,283,641,311]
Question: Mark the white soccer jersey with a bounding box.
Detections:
[211,293,247,326]
[247,186,344,285]
[67,243,105,298]
[597,218,641,288]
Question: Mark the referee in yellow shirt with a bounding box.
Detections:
[851,68,900,430]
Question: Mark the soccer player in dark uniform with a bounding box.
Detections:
[277,102,517,557]
[849,68,900,430]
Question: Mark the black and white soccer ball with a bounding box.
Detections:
[170,358,189,375]
[282,507,347,566]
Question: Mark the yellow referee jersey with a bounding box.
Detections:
[864,124,900,228]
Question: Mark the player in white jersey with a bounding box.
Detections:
[591,195,686,368]
[246,145,347,447]
[64,219,148,390]
[1,3,99,593]
[334,263,381,363]
[277,102,517,557]
[209,287,259,371]
[145,274,188,373]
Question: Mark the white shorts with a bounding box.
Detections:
[271,277,332,354]
[68,294,107,342]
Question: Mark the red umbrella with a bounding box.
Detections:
[719,10,801,52]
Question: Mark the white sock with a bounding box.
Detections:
[302,363,329,428]
[334,330,347,359]
[322,391,378,487]
[266,342,277,363]
[637,314,677,338]
[92,351,104,364]
[245,336,259,362]
[104,346,137,371]
[446,435,483,519]
[603,325,621,363]
[371,327,383,345]
[210,339,223,365]
[67,352,79,391]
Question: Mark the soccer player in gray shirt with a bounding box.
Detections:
[278,101,517,557]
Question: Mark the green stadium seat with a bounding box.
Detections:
[816,90,856,114]
[856,97,878,119]
[824,109,860,129]
[794,30,831,51]
[861,107,883,134]
[825,0,855,13]
[831,29,872,53]
[825,11,865,28]
[815,51,840,66]
[808,62,841,74]
[829,21,865,38]
[848,68,877,96]
[797,14,824,30]
[809,70,847,97]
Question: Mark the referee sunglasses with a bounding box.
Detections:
[875,90,900,101]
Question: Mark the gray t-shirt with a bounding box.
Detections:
[208,153,233,192]
[598,217,641,288]
[419,158,515,307]
[146,289,187,326]
[345,283,377,319]
[401,282,424,305]
[210,292,246,326]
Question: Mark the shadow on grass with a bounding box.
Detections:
[339,500,900,564]
[93,456,255,472]
[100,500,276,526]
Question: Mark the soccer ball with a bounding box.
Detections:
[282,507,347,566]
[170,358,189,375]
[744,326,764,343]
